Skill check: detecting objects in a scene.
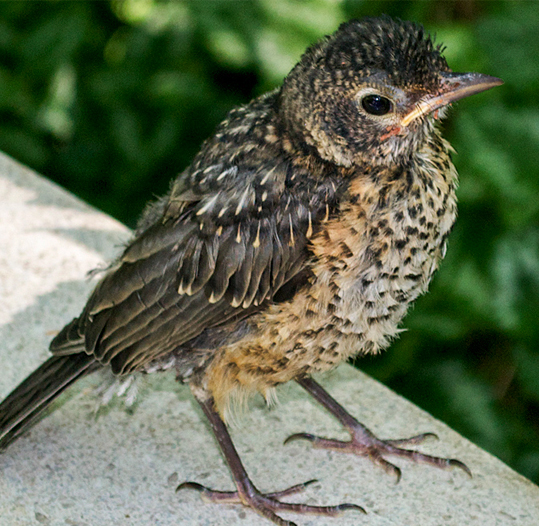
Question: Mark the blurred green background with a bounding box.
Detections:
[1,0,538,484]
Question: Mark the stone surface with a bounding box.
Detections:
[0,151,538,526]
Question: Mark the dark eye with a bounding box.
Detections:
[361,94,392,116]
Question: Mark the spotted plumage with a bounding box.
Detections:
[0,15,502,526]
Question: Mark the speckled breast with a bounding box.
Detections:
[301,135,459,372]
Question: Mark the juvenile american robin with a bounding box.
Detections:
[0,15,502,526]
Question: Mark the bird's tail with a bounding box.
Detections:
[0,353,97,450]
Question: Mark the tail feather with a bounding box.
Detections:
[0,353,98,450]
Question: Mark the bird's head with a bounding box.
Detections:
[279,16,502,168]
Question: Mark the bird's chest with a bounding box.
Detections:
[205,155,458,397]
[295,161,458,370]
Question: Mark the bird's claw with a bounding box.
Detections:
[285,427,471,482]
[177,478,366,525]
[283,432,317,445]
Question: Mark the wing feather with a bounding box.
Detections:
[50,157,340,376]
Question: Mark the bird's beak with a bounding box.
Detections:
[401,72,503,127]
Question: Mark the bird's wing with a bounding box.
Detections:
[50,159,337,375]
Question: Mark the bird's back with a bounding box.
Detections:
[49,92,342,385]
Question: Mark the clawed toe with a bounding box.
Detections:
[294,377,472,482]
[284,427,471,482]
[384,431,438,447]
[177,481,243,504]
[177,478,319,503]
[177,479,365,525]
[188,388,366,525]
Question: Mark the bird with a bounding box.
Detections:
[0,15,502,526]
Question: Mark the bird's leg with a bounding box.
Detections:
[178,386,365,526]
[288,376,471,482]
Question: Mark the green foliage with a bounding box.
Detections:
[0,0,537,483]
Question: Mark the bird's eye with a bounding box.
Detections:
[361,94,392,116]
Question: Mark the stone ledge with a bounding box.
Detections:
[0,151,537,526]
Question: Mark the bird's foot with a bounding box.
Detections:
[285,426,471,482]
[177,478,365,526]
[293,377,471,482]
